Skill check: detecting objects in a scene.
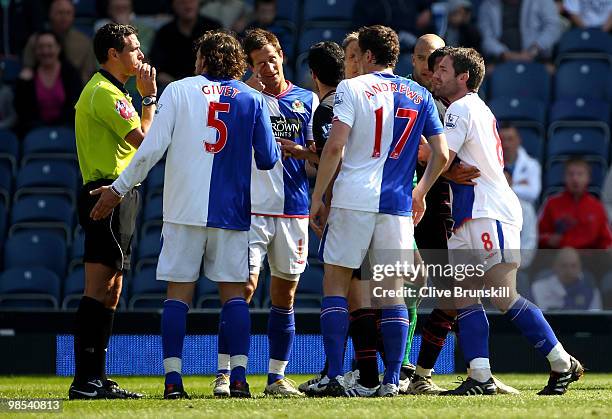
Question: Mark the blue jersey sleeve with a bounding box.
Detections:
[422,91,444,138]
[253,95,280,170]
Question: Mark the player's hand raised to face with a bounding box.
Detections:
[89,186,123,221]
[309,198,328,238]
[444,162,480,185]
[246,70,265,92]
[137,63,157,98]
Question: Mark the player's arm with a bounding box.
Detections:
[125,63,158,148]
[90,84,176,220]
[253,96,281,170]
[310,120,350,235]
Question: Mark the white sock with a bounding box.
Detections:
[218,353,230,373]
[230,355,248,370]
[268,359,288,378]
[546,342,571,373]
[469,358,492,382]
[163,357,181,375]
[415,366,433,378]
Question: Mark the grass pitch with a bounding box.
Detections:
[0,374,610,418]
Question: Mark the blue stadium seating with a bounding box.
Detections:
[298,27,348,55]
[129,267,167,310]
[395,53,414,77]
[517,128,545,162]
[14,161,79,206]
[0,201,6,247]
[22,127,77,165]
[73,0,97,17]
[69,228,85,272]
[196,276,222,309]
[308,227,320,259]
[556,29,612,65]
[302,0,355,22]
[489,97,546,135]
[293,265,323,308]
[135,232,162,272]
[489,62,550,103]
[548,98,611,144]
[547,129,609,165]
[0,129,19,174]
[0,57,21,83]
[142,195,163,235]
[0,267,61,309]
[9,196,74,243]
[0,165,11,207]
[4,231,67,277]
[555,60,611,101]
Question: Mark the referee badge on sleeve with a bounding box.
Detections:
[115,99,136,120]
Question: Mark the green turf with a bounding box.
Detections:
[0,374,610,418]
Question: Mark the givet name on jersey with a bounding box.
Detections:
[201,85,240,98]
[364,82,423,104]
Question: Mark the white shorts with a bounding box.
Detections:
[448,218,521,271]
[249,215,309,278]
[320,207,415,269]
[157,222,249,283]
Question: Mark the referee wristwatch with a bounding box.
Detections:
[142,95,157,106]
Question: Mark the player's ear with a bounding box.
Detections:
[279,49,284,64]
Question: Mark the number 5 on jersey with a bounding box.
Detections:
[205,102,230,153]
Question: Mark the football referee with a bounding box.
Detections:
[69,23,157,400]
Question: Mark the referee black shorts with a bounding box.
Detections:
[77,179,140,271]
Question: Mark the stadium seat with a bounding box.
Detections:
[548,98,611,145]
[196,276,222,309]
[14,161,79,206]
[489,62,550,103]
[0,129,19,174]
[298,27,349,55]
[276,0,301,23]
[73,0,96,17]
[556,29,612,65]
[302,0,355,22]
[4,231,67,277]
[69,227,85,272]
[0,164,11,207]
[293,264,323,308]
[547,129,609,165]
[544,159,606,196]
[129,267,167,310]
[0,56,21,83]
[554,60,611,101]
[489,97,546,136]
[135,232,162,273]
[9,196,74,243]
[395,53,414,77]
[308,227,320,259]
[142,195,163,235]
[517,128,545,162]
[0,267,61,309]
[22,127,77,165]
[0,201,6,247]
[145,162,165,202]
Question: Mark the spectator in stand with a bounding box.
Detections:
[563,0,612,31]
[504,169,537,267]
[0,67,17,130]
[21,0,97,84]
[150,0,221,87]
[14,31,82,136]
[200,0,252,32]
[240,0,293,62]
[352,0,435,50]
[443,0,482,51]
[500,123,541,204]
[94,0,155,54]
[532,247,602,311]
[478,0,562,62]
[0,0,44,58]
[539,158,612,249]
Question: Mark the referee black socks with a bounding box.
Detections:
[74,296,112,384]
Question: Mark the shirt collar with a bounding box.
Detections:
[99,69,129,95]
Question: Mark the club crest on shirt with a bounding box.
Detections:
[445,113,459,129]
[115,99,135,120]
[334,92,344,105]
[291,99,305,113]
